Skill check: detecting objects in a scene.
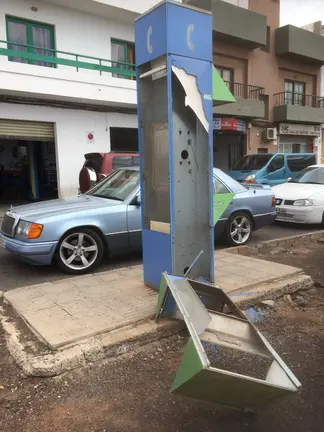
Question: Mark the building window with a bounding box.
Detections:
[261,26,271,52]
[6,16,55,67]
[284,80,305,106]
[111,39,135,79]
[215,66,234,91]
[278,143,309,153]
[269,154,284,171]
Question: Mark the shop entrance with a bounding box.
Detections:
[213,131,246,172]
[0,120,57,204]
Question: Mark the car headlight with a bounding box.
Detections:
[16,221,43,239]
[244,174,256,183]
[293,199,314,206]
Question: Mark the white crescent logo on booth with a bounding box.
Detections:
[187,24,195,51]
[147,26,153,54]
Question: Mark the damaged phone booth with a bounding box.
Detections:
[135,0,301,412]
[155,273,301,411]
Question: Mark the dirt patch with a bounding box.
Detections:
[1,301,52,357]
[247,240,324,287]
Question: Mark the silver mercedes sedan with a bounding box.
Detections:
[0,167,275,274]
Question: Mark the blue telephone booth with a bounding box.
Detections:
[135,0,214,289]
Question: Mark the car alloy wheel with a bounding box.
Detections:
[57,228,104,274]
[229,214,252,245]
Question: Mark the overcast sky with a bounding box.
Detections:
[281,0,324,26]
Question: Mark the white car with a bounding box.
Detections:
[272,165,324,224]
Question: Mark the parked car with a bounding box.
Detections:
[79,151,139,193]
[273,164,324,224]
[229,153,316,185]
[0,168,276,274]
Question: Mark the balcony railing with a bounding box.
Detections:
[224,81,265,100]
[274,92,324,108]
[0,40,136,79]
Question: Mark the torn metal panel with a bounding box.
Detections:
[170,55,213,132]
[158,273,212,335]
[172,65,209,133]
[157,273,301,411]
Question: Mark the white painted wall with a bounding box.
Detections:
[93,0,182,13]
[0,0,138,106]
[0,103,138,198]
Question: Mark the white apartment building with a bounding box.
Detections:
[0,0,170,202]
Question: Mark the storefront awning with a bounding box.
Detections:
[212,66,236,106]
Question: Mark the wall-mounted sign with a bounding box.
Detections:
[87,132,95,144]
[213,117,246,132]
[279,123,321,137]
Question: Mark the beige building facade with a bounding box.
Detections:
[186,0,324,172]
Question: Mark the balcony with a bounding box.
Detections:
[0,40,137,111]
[214,82,266,119]
[186,0,267,49]
[273,92,324,124]
[275,25,324,65]
[45,0,164,22]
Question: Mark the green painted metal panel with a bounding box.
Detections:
[171,366,293,411]
[170,338,205,393]
[212,66,236,105]
[157,274,301,410]
[155,274,169,321]
[213,192,235,225]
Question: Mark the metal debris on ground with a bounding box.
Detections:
[156,272,301,412]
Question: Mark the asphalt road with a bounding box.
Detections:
[0,222,321,292]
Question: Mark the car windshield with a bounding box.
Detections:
[232,155,272,171]
[289,167,324,185]
[86,169,140,201]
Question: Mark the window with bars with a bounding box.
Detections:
[284,80,305,106]
[111,39,135,79]
[6,16,55,67]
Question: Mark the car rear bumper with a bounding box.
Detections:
[0,232,58,265]
[275,206,323,224]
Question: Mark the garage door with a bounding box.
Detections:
[0,119,55,141]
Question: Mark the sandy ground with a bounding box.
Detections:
[1,241,324,432]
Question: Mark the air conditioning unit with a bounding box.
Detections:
[264,128,277,141]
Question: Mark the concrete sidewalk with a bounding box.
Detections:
[3,251,312,353]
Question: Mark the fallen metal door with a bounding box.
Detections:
[156,273,301,411]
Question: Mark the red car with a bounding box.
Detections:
[79,152,139,193]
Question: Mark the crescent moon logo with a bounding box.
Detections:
[147,25,153,54]
[187,23,195,51]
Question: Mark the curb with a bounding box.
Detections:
[0,301,184,378]
[228,273,313,310]
[228,230,324,256]
[0,270,314,378]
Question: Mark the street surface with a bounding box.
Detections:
[0,223,321,292]
[1,242,324,432]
